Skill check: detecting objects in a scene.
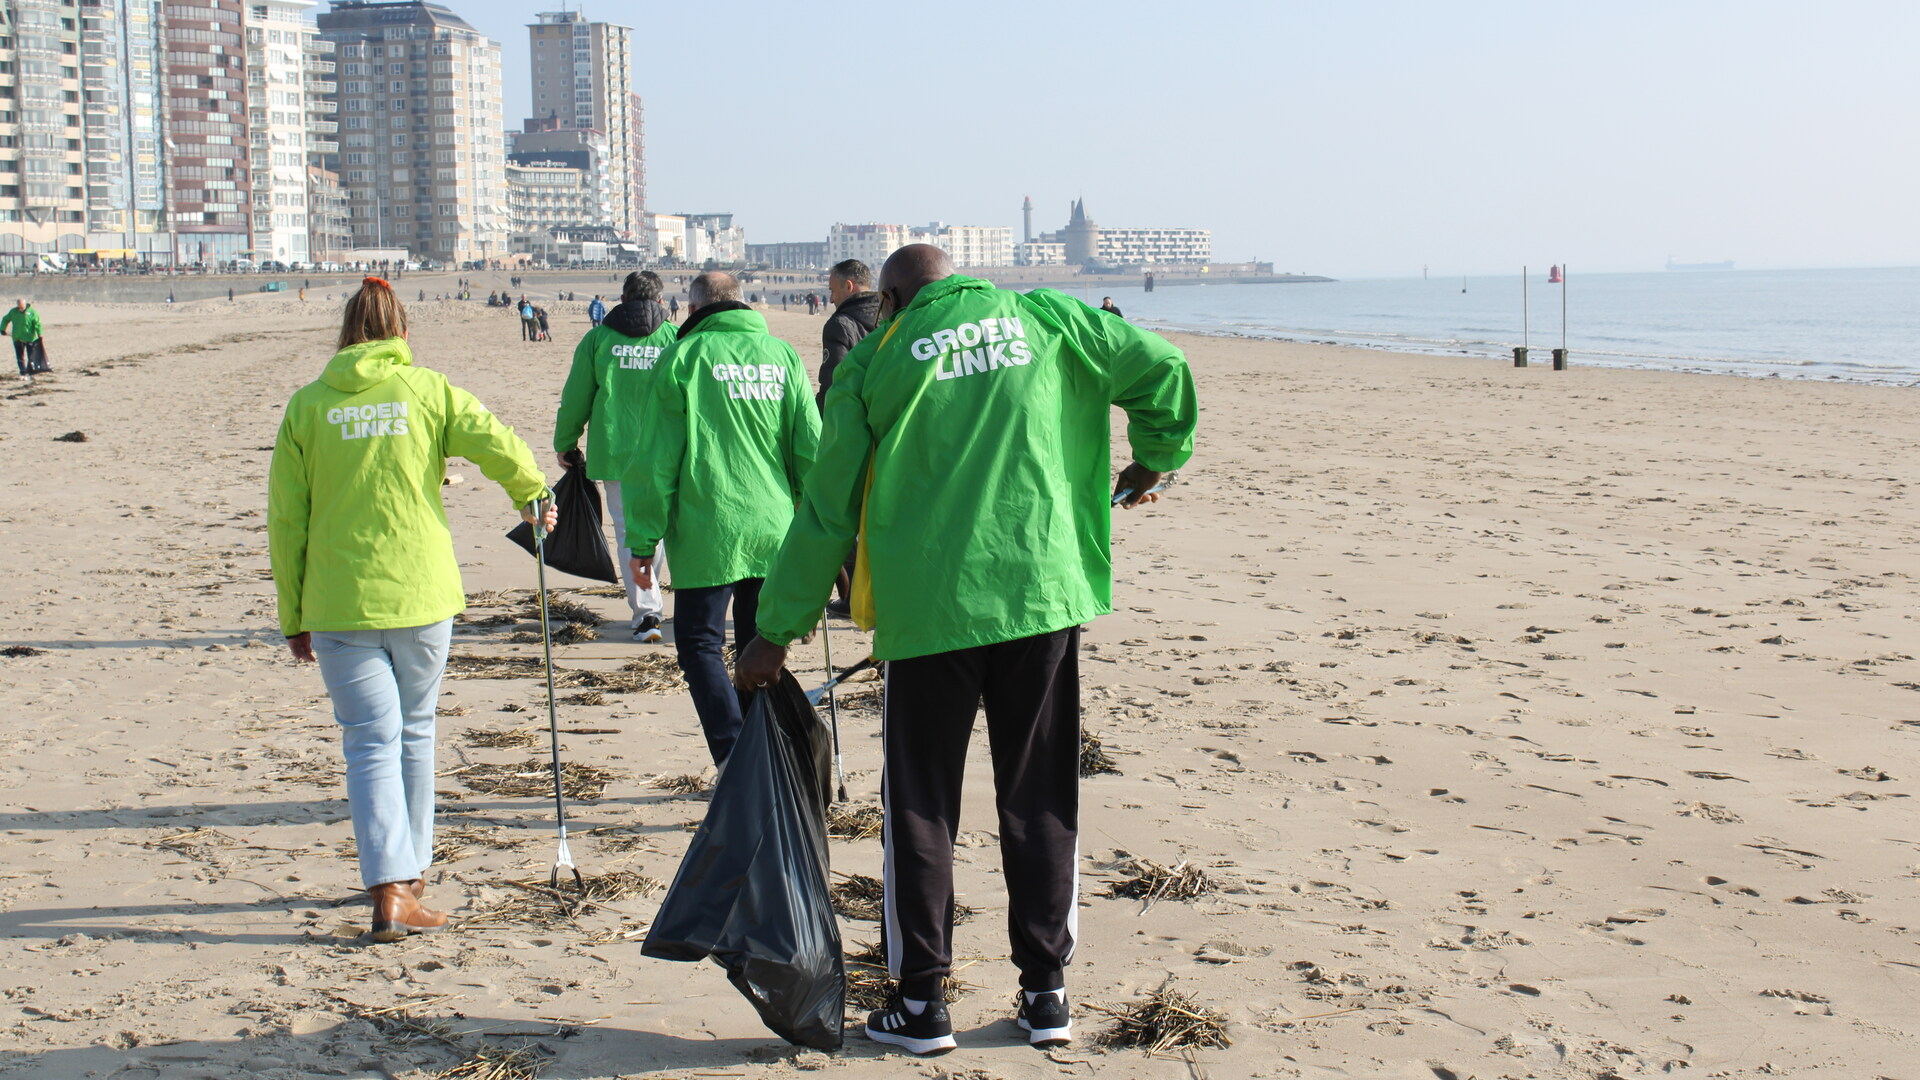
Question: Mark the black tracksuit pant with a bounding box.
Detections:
[881,626,1080,1001]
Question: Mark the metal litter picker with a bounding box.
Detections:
[819,610,850,803]
[531,497,587,906]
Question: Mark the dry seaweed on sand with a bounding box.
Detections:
[584,827,657,855]
[456,612,519,627]
[562,690,606,706]
[831,873,973,923]
[450,759,624,802]
[463,726,540,750]
[827,802,885,841]
[617,653,687,692]
[273,755,346,787]
[464,588,537,609]
[1093,980,1232,1053]
[844,941,971,1011]
[552,622,599,645]
[434,1044,548,1080]
[464,870,660,930]
[521,598,603,627]
[150,826,242,860]
[652,772,711,796]
[1,645,46,658]
[572,585,627,599]
[1107,858,1216,903]
[1080,729,1121,777]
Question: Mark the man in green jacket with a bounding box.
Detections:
[554,270,679,641]
[624,271,819,764]
[736,246,1197,1055]
[3,299,43,383]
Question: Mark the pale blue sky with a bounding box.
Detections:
[446,0,1919,277]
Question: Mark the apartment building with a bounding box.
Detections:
[826,222,912,268]
[163,0,253,263]
[317,0,505,264]
[243,0,330,263]
[0,0,88,262]
[526,10,637,235]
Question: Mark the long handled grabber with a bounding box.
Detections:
[531,496,587,908]
[1112,469,1180,508]
[819,610,850,803]
[806,654,877,708]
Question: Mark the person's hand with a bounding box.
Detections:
[559,449,585,471]
[631,556,655,591]
[287,632,315,663]
[521,498,557,532]
[734,635,787,691]
[1112,462,1165,509]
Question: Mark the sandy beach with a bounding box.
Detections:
[1,285,1916,1079]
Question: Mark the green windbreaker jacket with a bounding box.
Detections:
[552,306,678,481]
[621,305,820,589]
[1,305,41,343]
[269,338,548,636]
[756,276,1197,661]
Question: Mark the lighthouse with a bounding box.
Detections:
[1022,195,1033,244]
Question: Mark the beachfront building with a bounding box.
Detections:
[640,210,681,262]
[1014,240,1065,266]
[243,0,333,265]
[305,161,347,261]
[0,0,87,264]
[505,152,606,244]
[317,0,506,265]
[909,222,1012,268]
[745,240,825,270]
[526,10,639,236]
[163,0,255,264]
[680,211,742,266]
[827,222,912,268]
[1037,198,1211,269]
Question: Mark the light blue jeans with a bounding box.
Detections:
[313,619,452,889]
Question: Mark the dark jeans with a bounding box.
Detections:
[881,626,1081,1000]
[12,339,27,375]
[671,577,762,765]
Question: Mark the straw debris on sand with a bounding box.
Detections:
[464,870,660,931]
[552,621,599,645]
[827,802,885,841]
[1108,858,1216,902]
[450,759,624,801]
[652,772,712,796]
[830,872,974,923]
[444,653,684,694]
[562,690,606,706]
[521,598,603,627]
[331,996,548,1080]
[1,645,46,657]
[1094,980,1232,1052]
[845,941,970,1011]
[1080,729,1121,777]
[463,726,540,750]
[434,1045,547,1080]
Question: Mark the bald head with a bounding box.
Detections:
[688,271,741,312]
[877,244,954,317]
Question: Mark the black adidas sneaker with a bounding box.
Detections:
[1016,989,1072,1047]
[864,993,957,1056]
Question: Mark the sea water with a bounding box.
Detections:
[1082,266,1920,385]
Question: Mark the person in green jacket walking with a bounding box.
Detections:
[2,298,43,382]
[554,270,678,641]
[269,277,553,943]
[623,270,819,764]
[736,246,1197,1054]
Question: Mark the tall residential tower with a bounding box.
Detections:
[525,10,638,236]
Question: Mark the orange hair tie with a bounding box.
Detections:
[362,276,391,290]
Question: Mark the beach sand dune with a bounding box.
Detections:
[0,293,1914,1078]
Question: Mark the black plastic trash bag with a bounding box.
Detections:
[506,466,618,583]
[642,670,843,1049]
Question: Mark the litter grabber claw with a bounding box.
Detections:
[530,495,589,912]
[806,655,877,707]
[1112,469,1179,508]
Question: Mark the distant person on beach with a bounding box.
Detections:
[736,245,1196,1055]
[805,292,819,315]
[520,299,537,342]
[818,259,880,616]
[622,271,818,765]
[269,276,552,943]
[668,295,679,321]
[587,294,606,326]
[554,271,679,641]
[3,299,43,381]
[1099,297,1124,319]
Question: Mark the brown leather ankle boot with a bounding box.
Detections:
[369,882,447,943]
[411,878,426,900]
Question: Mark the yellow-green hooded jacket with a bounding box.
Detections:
[269,338,548,636]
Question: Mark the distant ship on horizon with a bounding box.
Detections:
[1666,255,1735,271]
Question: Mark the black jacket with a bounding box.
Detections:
[602,298,667,339]
[819,291,881,407]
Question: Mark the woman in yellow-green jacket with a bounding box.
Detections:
[269,278,552,942]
